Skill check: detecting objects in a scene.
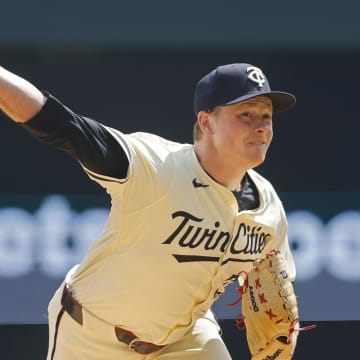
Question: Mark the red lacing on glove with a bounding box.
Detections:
[227,284,247,307]
[234,313,246,330]
[258,249,280,265]
[227,272,249,331]
[227,271,249,307]
[287,319,317,343]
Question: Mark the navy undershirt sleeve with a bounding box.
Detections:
[21,94,129,179]
[21,94,259,210]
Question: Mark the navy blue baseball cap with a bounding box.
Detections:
[194,63,296,114]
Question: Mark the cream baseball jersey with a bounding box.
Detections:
[66,129,296,345]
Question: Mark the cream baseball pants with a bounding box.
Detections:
[47,279,232,359]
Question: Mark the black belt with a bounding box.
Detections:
[61,285,164,355]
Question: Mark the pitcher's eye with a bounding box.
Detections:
[239,112,251,118]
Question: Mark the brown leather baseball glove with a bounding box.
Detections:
[228,249,315,359]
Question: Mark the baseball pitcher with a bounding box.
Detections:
[0,63,305,359]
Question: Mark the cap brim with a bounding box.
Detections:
[224,91,296,113]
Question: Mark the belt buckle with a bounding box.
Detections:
[128,338,161,355]
[128,338,140,351]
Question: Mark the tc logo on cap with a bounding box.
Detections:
[246,66,266,88]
